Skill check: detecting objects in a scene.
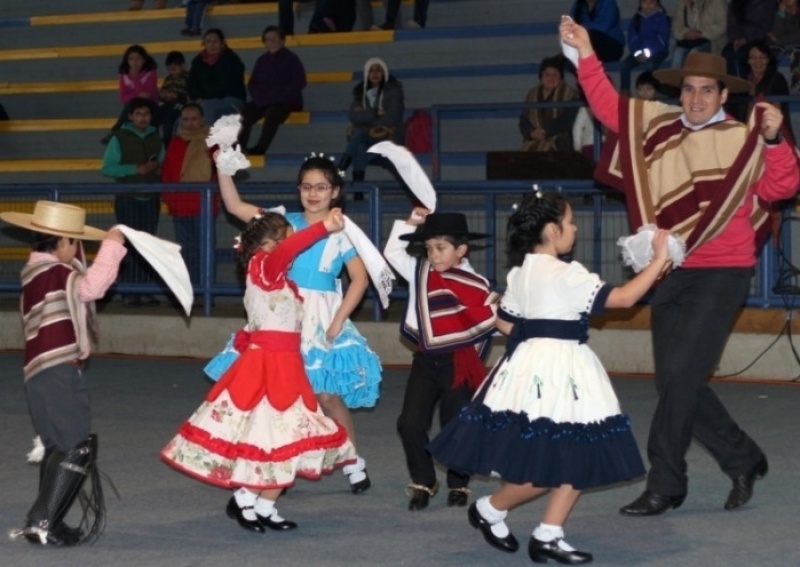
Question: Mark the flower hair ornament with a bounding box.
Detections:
[207,114,251,176]
[511,184,544,212]
[305,152,346,180]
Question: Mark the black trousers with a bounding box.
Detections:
[237,101,292,152]
[25,364,91,452]
[397,351,472,489]
[646,268,763,495]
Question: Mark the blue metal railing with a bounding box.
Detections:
[0,181,793,317]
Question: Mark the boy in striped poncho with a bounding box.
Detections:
[1,201,126,546]
[384,209,497,511]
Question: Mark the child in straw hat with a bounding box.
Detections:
[1,201,126,547]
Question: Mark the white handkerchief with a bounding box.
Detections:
[117,226,193,316]
[206,114,243,149]
[617,224,686,273]
[368,141,437,212]
[342,215,395,309]
[215,145,251,175]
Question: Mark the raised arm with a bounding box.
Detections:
[217,171,261,223]
[560,15,622,132]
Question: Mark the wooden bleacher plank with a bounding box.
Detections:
[0,31,393,62]
[0,112,311,132]
[0,72,353,95]
[0,153,491,174]
[0,118,113,132]
[25,0,408,27]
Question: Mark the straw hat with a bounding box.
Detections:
[399,212,488,242]
[653,52,753,94]
[0,200,107,241]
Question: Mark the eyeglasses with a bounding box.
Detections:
[298,183,333,193]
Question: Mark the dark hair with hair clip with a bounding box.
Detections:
[506,192,568,267]
[297,154,346,210]
[235,212,291,278]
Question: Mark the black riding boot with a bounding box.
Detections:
[24,435,100,546]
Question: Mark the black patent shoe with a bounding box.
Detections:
[467,502,519,553]
[351,474,371,494]
[344,457,371,494]
[619,490,686,516]
[406,482,438,511]
[725,455,768,511]
[528,536,593,565]
[256,512,298,531]
[225,497,265,533]
[447,487,470,507]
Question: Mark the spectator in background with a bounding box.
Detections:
[101,44,159,145]
[309,0,357,32]
[619,0,670,94]
[375,0,429,30]
[722,0,778,77]
[181,0,213,36]
[570,0,625,62]
[338,57,405,182]
[238,26,307,156]
[519,55,579,152]
[671,0,728,69]
[572,98,604,160]
[101,97,164,307]
[356,0,375,30]
[158,50,189,147]
[766,0,800,93]
[729,41,794,141]
[635,70,662,100]
[161,103,218,285]
[187,29,246,124]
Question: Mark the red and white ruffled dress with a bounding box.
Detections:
[161,223,356,489]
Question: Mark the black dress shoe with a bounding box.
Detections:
[725,455,768,511]
[225,497,265,533]
[467,502,519,553]
[407,484,436,511]
[528,536,593,565]
[350,473,371,494]
[256,512,298,531]
[447,488,469,507]
[619,490,686,516]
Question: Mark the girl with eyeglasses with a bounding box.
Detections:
[217,154,381,495]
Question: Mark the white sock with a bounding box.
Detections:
[234,488,258,521]
[533,523,574,551]
[476,496,510,538]
[254,497,275,518]
[343,455,367,484]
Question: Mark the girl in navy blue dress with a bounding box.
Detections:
[429,192,670,565]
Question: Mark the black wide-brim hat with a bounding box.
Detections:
[398,212,489,242]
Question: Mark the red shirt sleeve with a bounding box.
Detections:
[576,53,621,133]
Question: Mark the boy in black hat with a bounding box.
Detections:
[384,207,497,510]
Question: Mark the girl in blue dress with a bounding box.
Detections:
[218,155,380,494]
[429,192,669,565]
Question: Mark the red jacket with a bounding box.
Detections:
[160,135,220,217]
